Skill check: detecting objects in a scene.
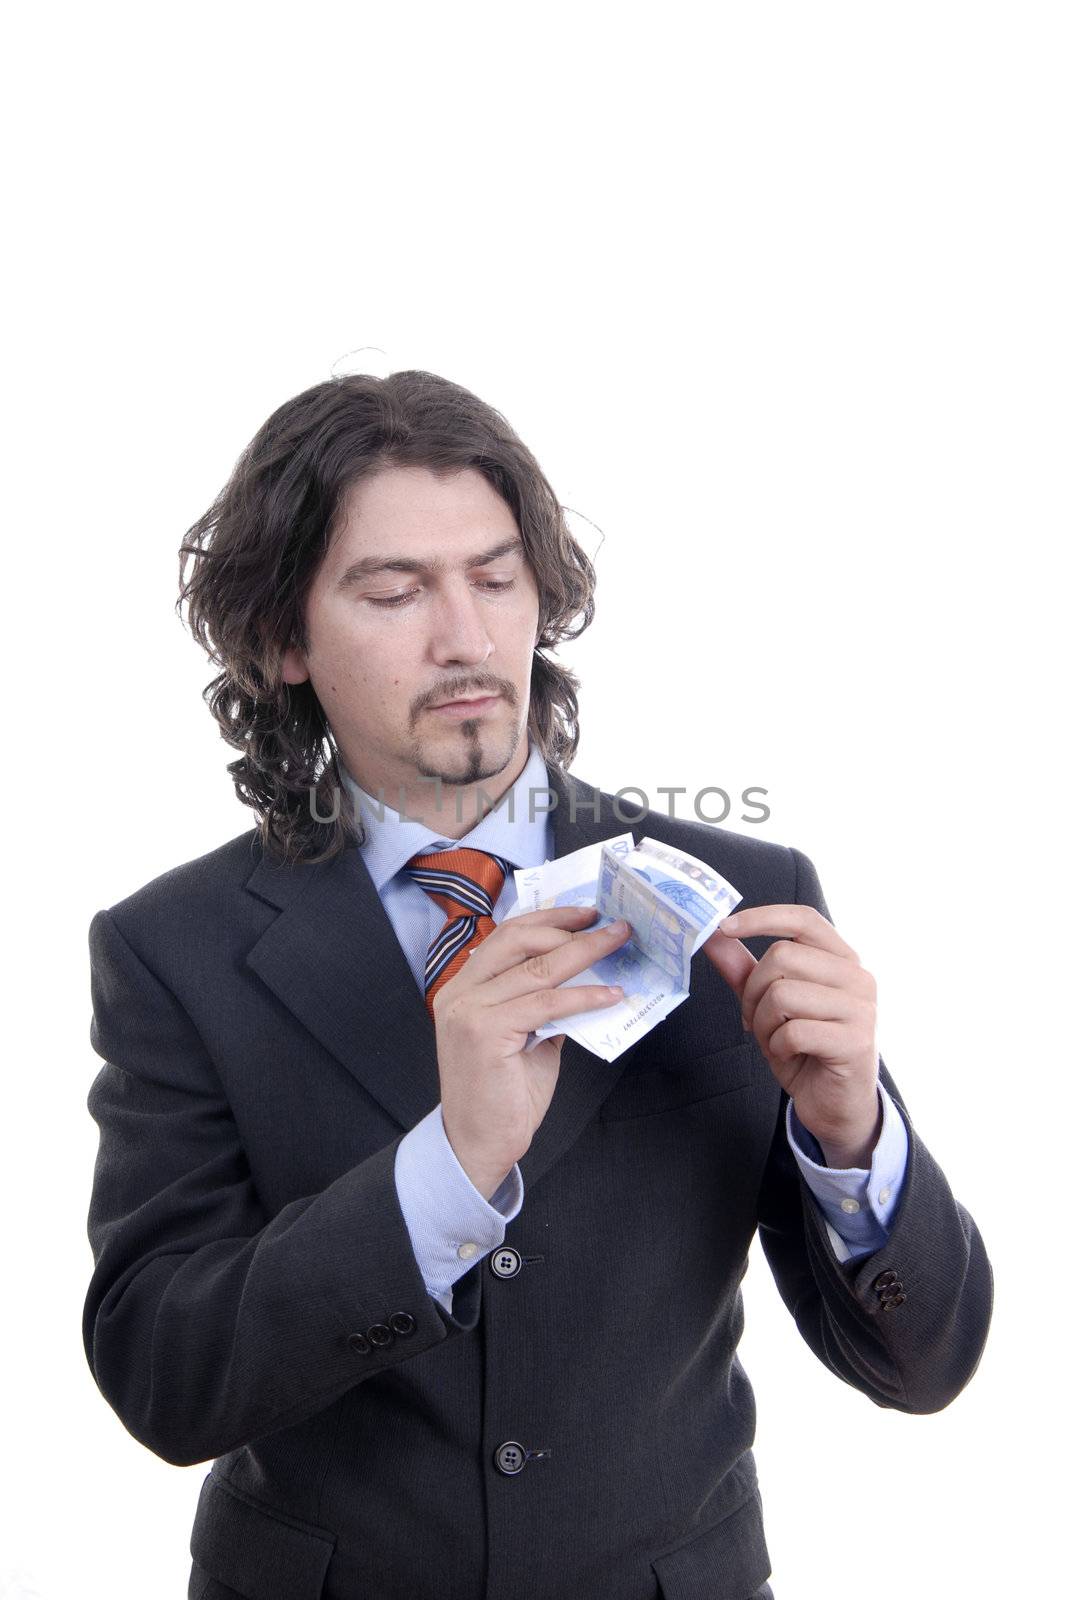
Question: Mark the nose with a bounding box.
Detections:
[428,578,495,669]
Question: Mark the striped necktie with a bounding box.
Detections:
[405,847,511,1015]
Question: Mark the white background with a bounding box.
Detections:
[2,2,1067,1596]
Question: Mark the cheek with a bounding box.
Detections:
[329,640,406,707]
[507,582,541,642]
[309,604,375,675]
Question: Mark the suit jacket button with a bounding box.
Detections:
[490,1247,522,1279]
[872,1269,898,1291]
[494,1441,528,1475]
[389,1312,416,1336]
[367,1323,394,1347]
[880,1291,907,1310]
[347,1333,372,1355]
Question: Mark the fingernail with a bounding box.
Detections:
[610,918,629,932]
[720,914,738,930]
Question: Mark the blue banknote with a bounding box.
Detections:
[504,833,741,1062]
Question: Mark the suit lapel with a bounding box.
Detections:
[244,836,441,1133]
[243,762,645,1190]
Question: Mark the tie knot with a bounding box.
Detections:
[405,846,510,918]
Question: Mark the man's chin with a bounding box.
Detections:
[433,754,515,788]
[418,728,522,787]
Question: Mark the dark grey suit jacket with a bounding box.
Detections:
[82,764,993,1600]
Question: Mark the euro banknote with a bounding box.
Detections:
[503,832,742,1062]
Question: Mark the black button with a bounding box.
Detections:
[494,1441,527,1476]
[389,1312,416,1336]
[347,1333,372,1355]
[492,1440,550,1474]
[367,1323,394,1347]
[872,1269,898,1291]
[880,1291,907,1310]
[490,1247,522,1279]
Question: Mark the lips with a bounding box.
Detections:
[427,694,502,721]
[430,694,498,709]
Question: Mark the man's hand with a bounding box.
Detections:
[433,906,632,1197]
[702,904,881,1168]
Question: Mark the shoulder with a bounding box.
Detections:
[104,827,264,917]
[92,828,277,968]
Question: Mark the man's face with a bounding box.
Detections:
[280,463,542,812]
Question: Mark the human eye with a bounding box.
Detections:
[364,574,516,610]
[366,589,421,609]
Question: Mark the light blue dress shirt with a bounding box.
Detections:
[341,743,909,1313]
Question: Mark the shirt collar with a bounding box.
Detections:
[340,741,552,894]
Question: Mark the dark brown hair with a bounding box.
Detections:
[177,369,597,864]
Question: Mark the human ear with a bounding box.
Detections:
[280,645,310,685]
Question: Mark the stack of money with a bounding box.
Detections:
[504,833,742,1062]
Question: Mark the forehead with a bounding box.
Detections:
[329,464,518,561]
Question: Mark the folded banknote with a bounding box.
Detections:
[502,832,742,1062]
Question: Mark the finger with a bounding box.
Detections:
[716,904,858,961]
[479,916,633,1003]
[749,978,856,1057]
[701,925,757,999]
[741,944,874,1028]
[494,980,626,1035]
[507,904,601,924]
[467,906,603,982]
[504,904,602,931]
[766,1015,861,1069]
[461,922,595,989]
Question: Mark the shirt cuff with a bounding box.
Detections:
[394,1103,524,1314]
[785,1081,909,1262]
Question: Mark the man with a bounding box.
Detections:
[82,370,993,1600]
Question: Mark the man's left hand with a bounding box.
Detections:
[703,905,881,1169]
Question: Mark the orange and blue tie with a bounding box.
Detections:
[405,847,511,1015]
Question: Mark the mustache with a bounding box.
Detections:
[420,679,516,710]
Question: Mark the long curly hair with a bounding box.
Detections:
[177,369,598,865]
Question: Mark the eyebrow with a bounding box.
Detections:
[335,536,525,589]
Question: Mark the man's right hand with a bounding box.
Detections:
[433,905,631,1198]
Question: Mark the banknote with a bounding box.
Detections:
[502,832,742,1062]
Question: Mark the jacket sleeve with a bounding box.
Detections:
[82,907,483,1468]
[754,848,994,1414]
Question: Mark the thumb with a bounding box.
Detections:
[701,926,757,1001]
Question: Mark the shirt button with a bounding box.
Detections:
[840,1197,861,1214]
[878,1185,891,1205]
[457,1242,480,1261]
